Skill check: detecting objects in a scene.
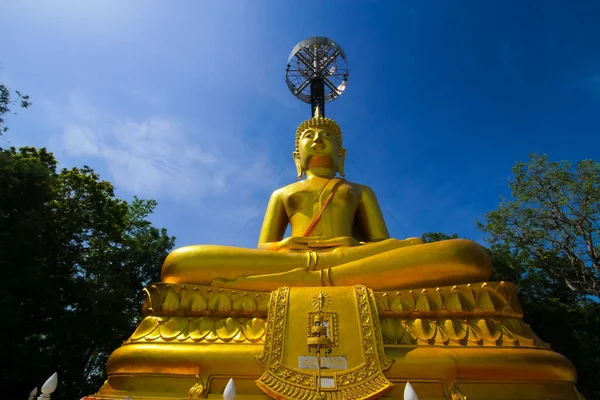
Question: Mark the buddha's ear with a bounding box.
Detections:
[293,151,303,180]
[337,148,347,177]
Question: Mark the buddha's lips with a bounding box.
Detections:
[311,143,325,151]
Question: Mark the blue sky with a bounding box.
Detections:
[1,0,599,249]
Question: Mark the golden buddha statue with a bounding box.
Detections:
[161,108,492,292]
[90,109,581,400]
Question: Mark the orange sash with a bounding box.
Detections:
[302,178,347,237]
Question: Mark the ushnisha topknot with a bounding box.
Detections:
[295,106,343,156]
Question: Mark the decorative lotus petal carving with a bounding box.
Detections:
[128,316,268,344]
[477,288,506,312]
[163,286,180,312]
[215,318,241,341]
[375,282,522,317]
[160,317,188,340]
[390,292,414,313]
[445,291,472,312]
[188,317,215,341]
[209,291,232,312]
[242,318,266,342]
[130,317,160,340]
[142,284,270,318]
[416,291,438,312]
[233,293,257,312]
[131,281,546,348]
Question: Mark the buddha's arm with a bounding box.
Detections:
[257,190,289,250]
[356,185,391,242]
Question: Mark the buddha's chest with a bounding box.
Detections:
[282,183,361,218]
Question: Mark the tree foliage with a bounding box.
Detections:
[478,154,600,298]
[0,147,175,399]
[421,232,459,243]
[0,82,31,134]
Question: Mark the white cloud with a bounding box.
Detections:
[63,124,101,156]
[55,91,277,202]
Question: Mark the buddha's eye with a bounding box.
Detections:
[325,132,332,137]
[304,134,312,138]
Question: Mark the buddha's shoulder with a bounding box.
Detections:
[271,181,302,198]
[343,181,377,196]
[271,181,306,197]
[346,181,373,191]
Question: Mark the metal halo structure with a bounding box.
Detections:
[286,37,349,117]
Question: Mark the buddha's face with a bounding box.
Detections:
[299,127,339,159]
[293,127,345,178]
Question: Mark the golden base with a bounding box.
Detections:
[91,344,577,399]
[86,283,580,400]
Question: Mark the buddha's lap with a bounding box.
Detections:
[162,239,489,266]
[161,239,492,285]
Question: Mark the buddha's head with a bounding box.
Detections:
[293,107,346,179]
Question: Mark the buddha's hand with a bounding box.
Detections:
[264,236,314,252]
[307,236,360,248]
[263,236,361,252]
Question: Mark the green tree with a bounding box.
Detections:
[0,81,31,134]
[0,147,175,399]
[478,154,600,298]
[421,232,459,243]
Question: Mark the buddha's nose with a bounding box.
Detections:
[313,132,323,143]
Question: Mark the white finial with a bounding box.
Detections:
[38,373,58,399]
[404,382,418,400]
[28,387,38,400]
[41,373,58,394]
[223,378,236,400]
